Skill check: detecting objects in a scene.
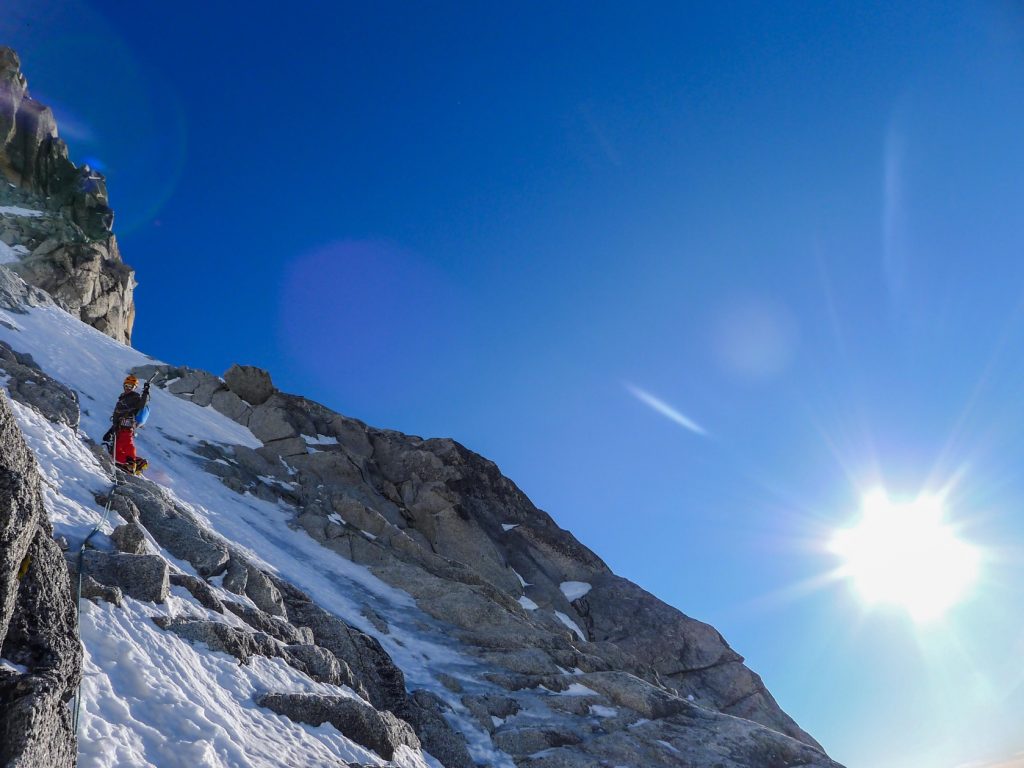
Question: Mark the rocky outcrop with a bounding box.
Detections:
[257,692,421,761]
[0,339,79,428]
[0,48,135,344]
[91,464,473,760]
[223,363,275,405]
[0,49,843,768]
[136,360,842,767]
[0,48,110,238]
[65,551,169,604]
[0,389,80,767]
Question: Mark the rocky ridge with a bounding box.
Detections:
[0,47,135,344]
[0,47,844,768]
[118,359,842,767]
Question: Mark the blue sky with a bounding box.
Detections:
[6,2,1024,766]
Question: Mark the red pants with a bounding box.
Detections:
[114,429,137,464]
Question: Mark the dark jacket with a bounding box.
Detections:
[112,388,149,430]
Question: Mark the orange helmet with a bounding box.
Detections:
[123,375,138,389]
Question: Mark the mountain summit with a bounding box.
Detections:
[0,48,842,768]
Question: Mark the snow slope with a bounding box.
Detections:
[0,285,516,767]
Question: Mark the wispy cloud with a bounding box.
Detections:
[625,383,706,436]
[882,113,908,298]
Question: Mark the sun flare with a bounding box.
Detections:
[829,490,981,622]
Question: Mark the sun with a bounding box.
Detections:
[829,489,981,622]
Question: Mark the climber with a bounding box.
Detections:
[103,374,150,475]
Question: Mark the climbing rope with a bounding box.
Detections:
[71,475,119,736]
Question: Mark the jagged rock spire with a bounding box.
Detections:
[0,47,136,345]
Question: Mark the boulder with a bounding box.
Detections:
[248,403,297,443]
[210,389,251,423]
[153,617,280,664]
[117,483,230,577]
[243,563,287,618]
[223,364,274,405]
[169,573,223,613]
[257,693,419,760]
[283,643,344,685]
[110,522,147,555]
[68,551,168,604]
[79,574,122,606]
[273,580,406,712]
[492,726,583,756]
[223,601,308,645]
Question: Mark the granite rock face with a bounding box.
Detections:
[0,339,80,428]
[138,360,843,768]
[0,47,843,768]
[0,47,135,344]
[0,389,81,767]
[258,692,421,760]
[223,364,275,405]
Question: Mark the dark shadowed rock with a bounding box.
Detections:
[0,390,80,766]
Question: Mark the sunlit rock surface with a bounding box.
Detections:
[0,47,135,344]
[0,46,845,768]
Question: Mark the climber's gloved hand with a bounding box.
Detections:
[143,381,150,394]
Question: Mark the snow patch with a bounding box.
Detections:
[554,611,586,641]
[501,523,518,531]
[512,568,529,587]
[0,241,29,265]
[589,704,617,717]
[257,474,294,490]
[0,205,44,217]
[556,682,598,696]
[0,658,28,674]
[302,433,338,446]
[518,596,539,611]
[559,581,592,601]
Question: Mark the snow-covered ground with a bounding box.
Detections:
[0,240,29,264]
[0,204,44,217]
[0,287,519,767]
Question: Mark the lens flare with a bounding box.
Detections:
[829,490,981,622]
